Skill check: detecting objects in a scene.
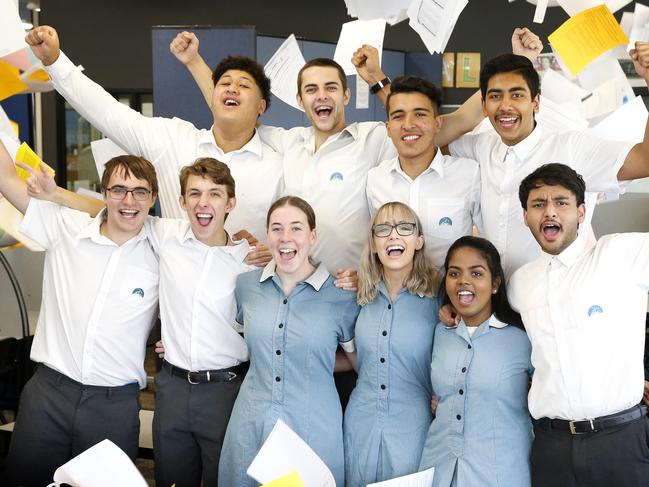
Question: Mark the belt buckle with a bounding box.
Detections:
[227,371,237,381]
[187,371,200,385]
[569,419,594,435]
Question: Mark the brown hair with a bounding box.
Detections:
[179,157,235,198]
[297,58,348,96]
[357,202,440,305]
[266,196,316,230]
[101,155,158,194]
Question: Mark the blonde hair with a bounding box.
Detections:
[357,202,440,305]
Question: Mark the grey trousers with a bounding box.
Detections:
[6,364,140,487]
[153,365,241,487]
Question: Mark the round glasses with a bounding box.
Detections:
[106,186,152,201]
[372,222,417,237]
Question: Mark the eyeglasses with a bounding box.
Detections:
[106,186,152,201]
[372,222,417,237]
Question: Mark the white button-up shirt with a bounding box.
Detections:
[449,126,633,277]
[147,218,251,371]
[258,123,396,271]
[45,52,283,242]
[509,234,649,420]
[20,200,159,387]
[366,150,481,268]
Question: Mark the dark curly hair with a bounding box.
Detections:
[212,55,271,110]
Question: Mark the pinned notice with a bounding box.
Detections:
[548,4,628,75]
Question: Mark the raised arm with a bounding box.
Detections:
[171,31,215,108]
[617,42,649,181]
[0,140,31,214]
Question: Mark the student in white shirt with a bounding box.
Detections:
[366,75,481,268]
[0,141,160,487]
[509,163,649,487]
[25,25,282,267]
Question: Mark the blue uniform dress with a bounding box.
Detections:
[218,262,360,487]
[344,283,439,485]
[419,315,533,487]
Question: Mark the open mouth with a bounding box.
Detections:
[224,98,240,107]
[496,114,520,129]
[457,290,475,306]
[541,221,561,241]
[119,209,139,219]
[278,248,297,261]
[196,212,214,227]
[386,244,405,257]
[314,105,333,118]
[401,134,421,143]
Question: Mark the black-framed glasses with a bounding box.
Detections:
[105,186,152,201]
[372,222,417,237]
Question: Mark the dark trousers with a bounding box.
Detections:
[532,413,649,487]
[6,364,140,487]
[153,365,241,487]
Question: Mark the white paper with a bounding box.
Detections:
[628,3,649,51]
[606,0,633,14]
[347,0,411,21]
[526,0,560,6]
[90,138,127,180]
[408,0,468,55]
[387,9,410,26]
[612,11,634,59]
[590,95,648,142]
[0,107,19,144]
[0,0,28,58]
[533,0,549,23]
[333,19,386,76]
[576,53,624,91]
[581,75,632,119]
[264,35,306,111]
[0,198,44,251]
[246,419,336,487]
[537,95,589,133]
[355,76,370,109]
[367,467,435,486]
[541,69,589,104]
[557,0,604,16]
[48,439,147,487]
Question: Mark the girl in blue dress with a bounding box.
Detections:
[344,201,440,485]
[218,196,360,487]
[419,236,533,487]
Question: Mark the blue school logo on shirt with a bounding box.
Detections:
[438,217,453,226]
[132,288,144,299]
[330,172,344,182]
[587,305,603,317]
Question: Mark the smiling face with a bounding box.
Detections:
[386,91,441,166]
[102,169,155,241]
[297,66,350,137]
[482,71,539,146]
[267,204,317,277]
[523,183,585,255]
[211,69,267,129]
[180,174,235,246]
[372,206,424,277]
[445,246,499,327]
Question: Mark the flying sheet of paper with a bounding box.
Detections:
[14,142,55,181]
[0,61,28,101]
[346,0,410,21]
[90,138,127,179]
[356,76,370,109]
[387,9,410,26]
[627,2,649,50]
[49,439,147,487]
[264,35,306,111]
[590,95,648,142]
[548,4,628,75]
[367,467,435,486]
[581,75,630,119]
[534,0,549,23]
[333,19,386,76]
[537,95,589,133]
[262,471,306,487]
[612,11,634,59]
[541,69,589,104]
[557,0,603,15]
[246,419,336,487]
[2,48,30,71]
[0,0,28,59]
[408,0,468,54]
[577,53,628,91]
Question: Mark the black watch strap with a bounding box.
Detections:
[370,77,391,94]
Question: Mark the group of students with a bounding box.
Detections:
[0,21,648,487]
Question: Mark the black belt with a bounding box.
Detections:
[535,404,647,435]
[162,360,245,384]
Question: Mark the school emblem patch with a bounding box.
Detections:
[587,305,603,317]
[438,216,453,226]
[132,288,145,299]
[330,172,343,182]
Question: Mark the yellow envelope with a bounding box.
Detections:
[14,142,55,181]
[548,5,628,76]
[261,470,305,487]
[0,60,28,101]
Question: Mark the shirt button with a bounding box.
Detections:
[278,323,284,329]
[380,358,385,363]
[468,344,472,349]
[276,350,281,355]
[387,304,392,310]
[456,414,462,420]
[382,330,387,336]
[275,376,281,382]
[283,298,288,304]
[461,367,467,373]
[459,389,464,395]
[380,384,386,390]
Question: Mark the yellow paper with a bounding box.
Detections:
[548,4,628,76]
[0,60,28,101]
[27,68,49,82]
[14,142,55,181]
[9,120,19,137]
[261,470,305,487]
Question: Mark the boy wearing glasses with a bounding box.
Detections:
[0,140,160,487]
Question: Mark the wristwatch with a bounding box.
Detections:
[370,77,391,94]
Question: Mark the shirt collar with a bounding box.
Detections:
[444,313,508,339]
[181,227,250,262]
[542,236,587,268]
[390,148,445,180]
[497,124,543,163]
[259,260,330,291]
[199,127,264,158]
[300,123,357,146]
[75,208,149,245]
